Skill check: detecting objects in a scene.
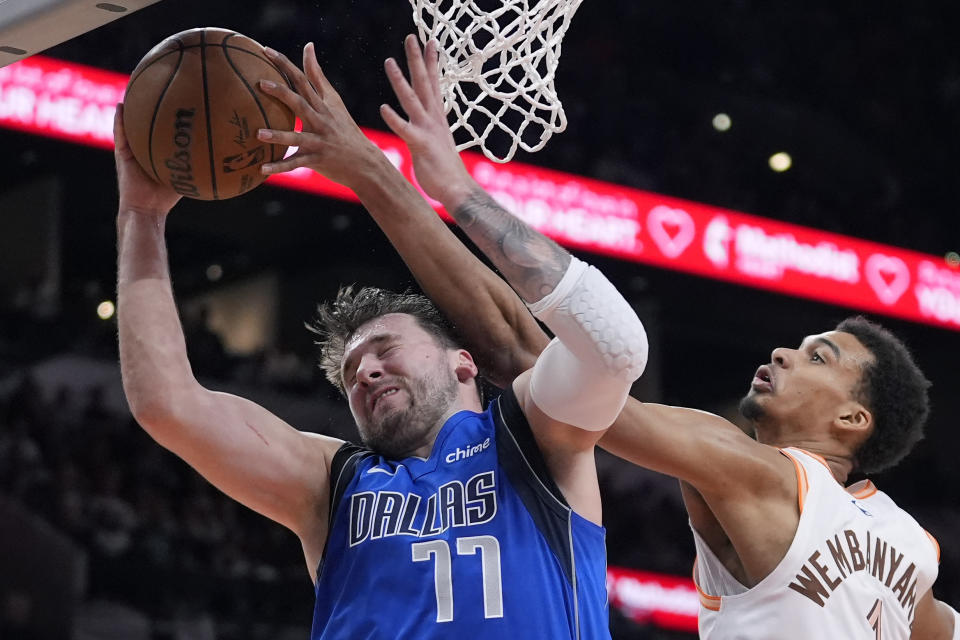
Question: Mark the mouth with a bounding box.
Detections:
[751,365,774,392]
[370,386,401,412]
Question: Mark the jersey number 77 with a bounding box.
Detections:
[411,535,504,622]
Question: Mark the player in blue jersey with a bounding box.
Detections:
[114,37,650,639]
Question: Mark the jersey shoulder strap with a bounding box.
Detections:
[328,442,374,519]
[493,386,578,585]
[493,385,569,510]
[317,442,375,580]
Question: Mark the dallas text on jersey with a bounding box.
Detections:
[348,471,497,547]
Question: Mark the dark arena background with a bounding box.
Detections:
[1,1,959,637]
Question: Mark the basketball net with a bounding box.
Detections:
[408,0,583,163]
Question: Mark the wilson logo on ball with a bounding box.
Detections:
[165,108,199,198]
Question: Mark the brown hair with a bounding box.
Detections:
[308,286,463,394]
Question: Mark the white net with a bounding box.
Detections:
[408,0,583,163]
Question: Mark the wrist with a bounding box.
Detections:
[117,202,172,219]
[347,145,405,194]
[435,174,480,212]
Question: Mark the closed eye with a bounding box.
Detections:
[379,344,399,358]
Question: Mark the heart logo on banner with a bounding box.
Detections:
[865,253,910,306]
[647,206,695,259]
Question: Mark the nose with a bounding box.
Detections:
[771,347,792,368]
[356,353,384,386]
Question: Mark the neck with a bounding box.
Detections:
[820,453,855,485]
[790,444,855,484]
[405,400,475,459]
[752,417,858,484]
[759,431,856,484]
[394,385,482,460]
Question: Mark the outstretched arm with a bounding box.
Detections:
[380,35,647,423]
[114,106,341,577]
[257,43,546,389]
[381,38,651,524]
[375,38,814,565]
[380,38,566,303]
[257,40,647,523]
[377,37,555,367]
[255,43,811,569]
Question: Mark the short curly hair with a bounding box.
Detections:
[836,316,931,474]
[308,286,464,394]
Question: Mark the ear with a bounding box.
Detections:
[451,349,479,384]
[834,400,873,443]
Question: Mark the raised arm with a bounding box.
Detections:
[378,35,648,425]
[257,40,647,523]
[257,43,546,389]
[114,107,341,576]
[379,37,565,303]
[379,38,656,527]
[374,38,811,548]
[253,41,805,568]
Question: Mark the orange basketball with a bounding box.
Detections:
[123,27,295,201]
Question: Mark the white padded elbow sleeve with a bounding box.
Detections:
[526,257,648,430]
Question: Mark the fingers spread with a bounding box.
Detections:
[424,40,445,109]
[261,153,314,176]
[379,103,410,138]
[404,34,434,109]
[303,42,333,99]
[264,45,322,112]
[257,128,302,147]
[263,46,302,86]
[259,79,323,126]
[384,57,427,122]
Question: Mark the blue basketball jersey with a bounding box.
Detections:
[311,387,610,639]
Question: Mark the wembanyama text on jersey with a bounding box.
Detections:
[311,388,611,640]
[692,447,939,640]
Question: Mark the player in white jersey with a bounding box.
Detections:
[693,446,940,638]
[347,37,959,640]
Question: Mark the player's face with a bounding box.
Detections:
[739,330,874,438]
[341,313,461,458]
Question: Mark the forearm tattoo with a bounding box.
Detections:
[453,189,571,302]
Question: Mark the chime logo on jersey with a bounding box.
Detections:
[348,471,497,546]
[445,437,491,464]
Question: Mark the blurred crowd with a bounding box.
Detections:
[0,372,314,638]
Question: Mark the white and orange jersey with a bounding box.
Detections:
[692,447,939,640]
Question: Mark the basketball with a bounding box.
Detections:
[122,27,295,201]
